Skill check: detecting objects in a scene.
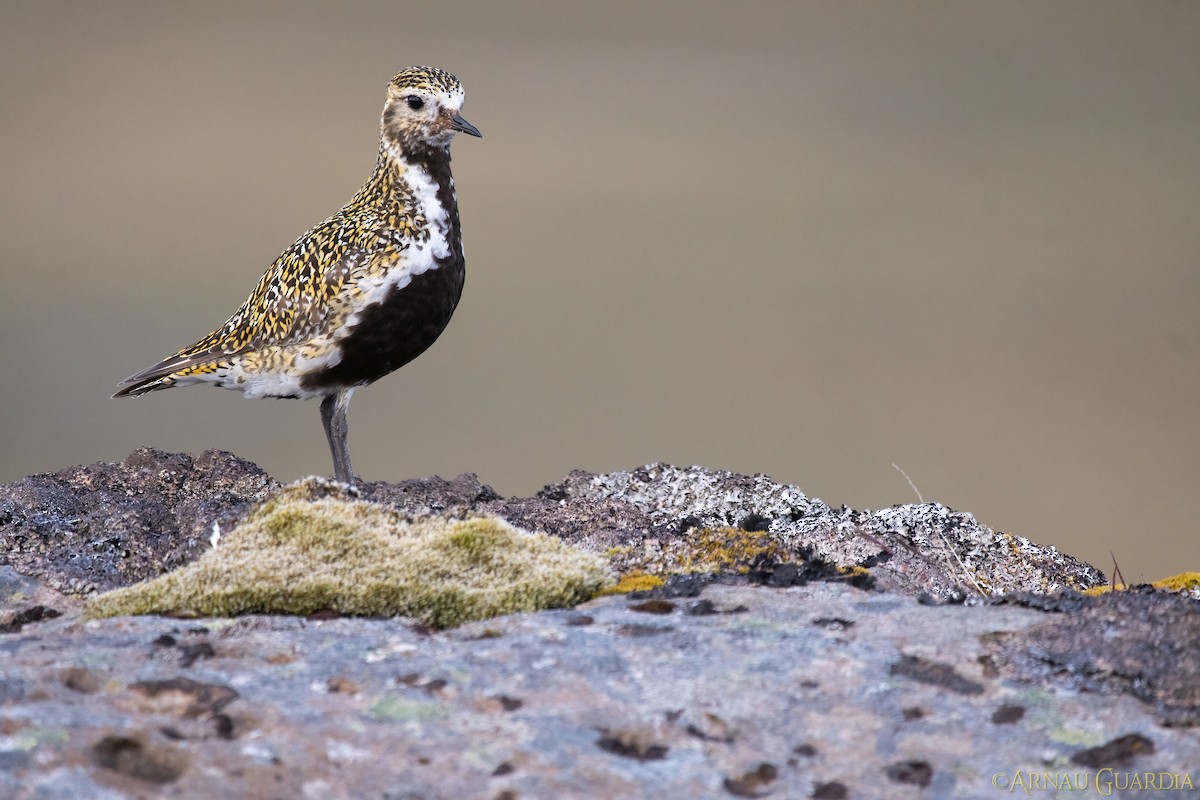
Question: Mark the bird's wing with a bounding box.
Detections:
[114,213,378,397]
[203,217,370,352]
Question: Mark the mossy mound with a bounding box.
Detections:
[86,486,613,628]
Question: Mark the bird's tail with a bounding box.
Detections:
[112,350,224,398]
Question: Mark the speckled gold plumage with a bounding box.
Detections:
[115,66,476,398]
[115,66,480,483]
[154,158,431,384]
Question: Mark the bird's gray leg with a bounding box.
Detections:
[320,388,355,484]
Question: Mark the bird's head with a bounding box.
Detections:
[381,66,481,158]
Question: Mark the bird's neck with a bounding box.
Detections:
[364,140,461,249]
[377,137,451,174]
[372,140,455,199]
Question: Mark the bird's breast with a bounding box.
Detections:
[297,157,465,392]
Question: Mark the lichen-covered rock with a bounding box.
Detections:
[1,451,1197,798]
[86,481,612,628]
[1,451,1106,603]
[3,583,1198,799]
[0,448,276,594]
[987,586,1200,727]
[556,463,1106,597]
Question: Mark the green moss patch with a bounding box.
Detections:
[86,487,612,628]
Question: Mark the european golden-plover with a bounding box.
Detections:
[114,66,481,483]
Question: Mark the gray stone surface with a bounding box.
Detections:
[2,583,1197,800]
[1,451,1196,799]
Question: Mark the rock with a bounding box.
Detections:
[0,448,276,594]
[1,582,1198,798]
[988,587,1200,727]
[1,450,1197,797]
[1,452,1107,601]
[556,463,1106,597]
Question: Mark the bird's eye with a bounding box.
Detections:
[405,96,425,111]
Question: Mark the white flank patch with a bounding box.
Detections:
[236,369,329,400]
[209,521,222,548]
[165,355,330,400]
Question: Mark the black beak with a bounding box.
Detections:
[450,114,482,138]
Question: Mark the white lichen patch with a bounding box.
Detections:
[590,463,830,524]
[583,464,1105,597]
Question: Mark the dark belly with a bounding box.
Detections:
[301,260,465,391]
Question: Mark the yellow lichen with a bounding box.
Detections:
[86,486,612,629]
[599,526,800,585]
[1153,572,1200,592]
[671,526,792,574]
[1082,571,1200,596]
[598,572,665,595]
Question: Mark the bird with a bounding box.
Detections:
[114,66,481,484]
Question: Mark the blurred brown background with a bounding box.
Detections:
[2,2,1197,580]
